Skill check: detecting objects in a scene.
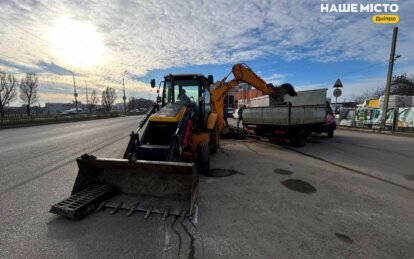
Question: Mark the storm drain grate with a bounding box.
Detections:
[50,184,116,219]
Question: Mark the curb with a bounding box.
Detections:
[338,126,414,138]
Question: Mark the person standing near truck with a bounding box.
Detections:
[325,111,336,138]
[237,105,246,129]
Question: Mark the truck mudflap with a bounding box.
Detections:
[50,156,198,220]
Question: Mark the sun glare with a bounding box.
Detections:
[47,17,105,68]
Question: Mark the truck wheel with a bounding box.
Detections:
[197,143,210,175]
[254,128,264,136]
[297,129,309,147]
[289,130,299,146]
[209,124,219,154]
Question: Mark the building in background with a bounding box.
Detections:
[112,103,124,112]
[234,82,267,107]
[45,101,83,114]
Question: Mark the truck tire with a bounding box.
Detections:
[197,143,210,175]
[289,130,299,146]
[209,123,219,154]
[254,127,264,136]
[290,129,308,147]
[297,129,309,147]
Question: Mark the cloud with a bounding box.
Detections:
[262,73,287,85]
[0,0,413,103]
[0,58,39,74]
[35,61,72,76]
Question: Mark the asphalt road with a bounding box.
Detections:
[0,117,413,258]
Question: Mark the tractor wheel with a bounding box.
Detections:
[197,143,210,175]
[209,123,219,154]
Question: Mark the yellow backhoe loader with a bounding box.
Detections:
[50,64,296,220]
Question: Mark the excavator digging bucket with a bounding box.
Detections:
[50,157,198,220]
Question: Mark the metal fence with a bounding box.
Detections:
[337,107,414,133]
[0,112,126,129]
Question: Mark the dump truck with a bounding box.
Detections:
[50,64,297,220]
[243,89,335,146]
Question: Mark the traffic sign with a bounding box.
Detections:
[333,88,342,97]
[333,78,343,88]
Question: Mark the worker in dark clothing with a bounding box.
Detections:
[177,89,191,104]
[237,105,246,129]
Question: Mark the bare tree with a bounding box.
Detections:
[0,71,18,118]
[87,90,99,113]
[391,74,414,95]
[101,87,117,112]
[350,87,384,104]
[351,74,414,104]
[20,73,39,116]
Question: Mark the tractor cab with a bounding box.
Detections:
[151,74,213,132]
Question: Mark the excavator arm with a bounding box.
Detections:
[209,63,297,132]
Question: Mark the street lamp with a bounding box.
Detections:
[67,70,78,114]
[60,66,79,114]
[122,70,128,115]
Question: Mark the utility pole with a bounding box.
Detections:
[122,70,128,115]
[380,26,398,130]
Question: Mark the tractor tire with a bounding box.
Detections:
[209,123,219,154]
[197,143,210,175]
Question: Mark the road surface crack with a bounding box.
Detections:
[243,142,258,155]
[171,216,182,258]
[180,221,196,259]
[188,219,205,259]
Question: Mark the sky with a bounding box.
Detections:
[0,0,413,106]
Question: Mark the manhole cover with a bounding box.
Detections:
[280,179,316,194]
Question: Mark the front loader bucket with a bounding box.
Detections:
[50,156,198,220]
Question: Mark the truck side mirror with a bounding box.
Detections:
[150,79,156,88]
[208,75,214,86]
[156,96,162,103]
